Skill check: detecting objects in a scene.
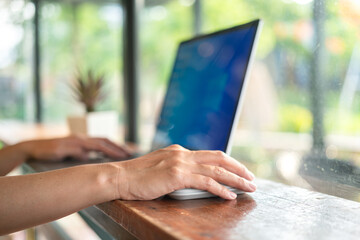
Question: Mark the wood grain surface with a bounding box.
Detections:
[8,122,360,239]
[97,179,360,240]
[25,160,360,240]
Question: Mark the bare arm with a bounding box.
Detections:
[0,143,28,176]
[0,135,130,176]
[0,163,118,235]
[0,144,256,235]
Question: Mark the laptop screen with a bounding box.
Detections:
[152,20,260,152]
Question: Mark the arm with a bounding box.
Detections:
[0,143,29,176]
[0,163,118,235]
[0,135,129,176]
[0,144,256,235]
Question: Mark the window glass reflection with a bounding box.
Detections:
[0,0,33,121]
[140,0,360,202]
[41,1,123,122]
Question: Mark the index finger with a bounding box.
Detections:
[92,138,131,156]
[79,139,127,159]
[191,150,255,181]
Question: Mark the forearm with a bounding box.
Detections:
[0,142,28,176]
[0,163,119,235]
[0,136,130,176]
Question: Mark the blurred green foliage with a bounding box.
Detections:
[278,89,360,134]
[279,104,313,133]
[139,0,358,108]
[1,0,359,136]
[326,109,360,135]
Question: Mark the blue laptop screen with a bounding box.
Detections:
[152,21,258,151]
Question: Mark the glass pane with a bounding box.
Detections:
[0,0,34,121]
[41,1,123,122]
[202,0,360,201]
[139,0,194,149]
[139,0,360,201]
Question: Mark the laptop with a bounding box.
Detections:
[92,19,262,199]
[148,19,263,200]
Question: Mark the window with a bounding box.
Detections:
[201,0,360,200]
[0,0,34,121]
[40,1,123,122]
[139,0,194,149]
[1,0,359,202]
[138,0,360,201]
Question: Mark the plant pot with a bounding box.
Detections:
[67,111,119,141]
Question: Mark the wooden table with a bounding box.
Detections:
[24,159,360,240]
[3,122,360,239]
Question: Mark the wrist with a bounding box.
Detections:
[13,141,33,162]
[96,163,126,201]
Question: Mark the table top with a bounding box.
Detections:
[25,160,360,240]
[4,121,360,239]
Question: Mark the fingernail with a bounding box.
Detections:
[248,182,257,192]
[229,191,237,199]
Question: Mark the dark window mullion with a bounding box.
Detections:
[122,0,139,143]
[33,0,42,123]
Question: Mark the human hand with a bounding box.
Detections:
[116,144,256,200]
[21,135,130,162]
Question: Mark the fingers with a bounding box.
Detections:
[160,146,254,182]
[64,146,88,161]
[186,174,237,200]
[191,151,255,181]
[192,164,256,192]
[162,145,256,199]
[68,135,129,159]
[80,139,128,159]
[93,138,131,156]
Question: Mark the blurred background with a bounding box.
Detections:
[1,0,359,208]
[1,0,360,238]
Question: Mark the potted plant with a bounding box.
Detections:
[67,69,118,141]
